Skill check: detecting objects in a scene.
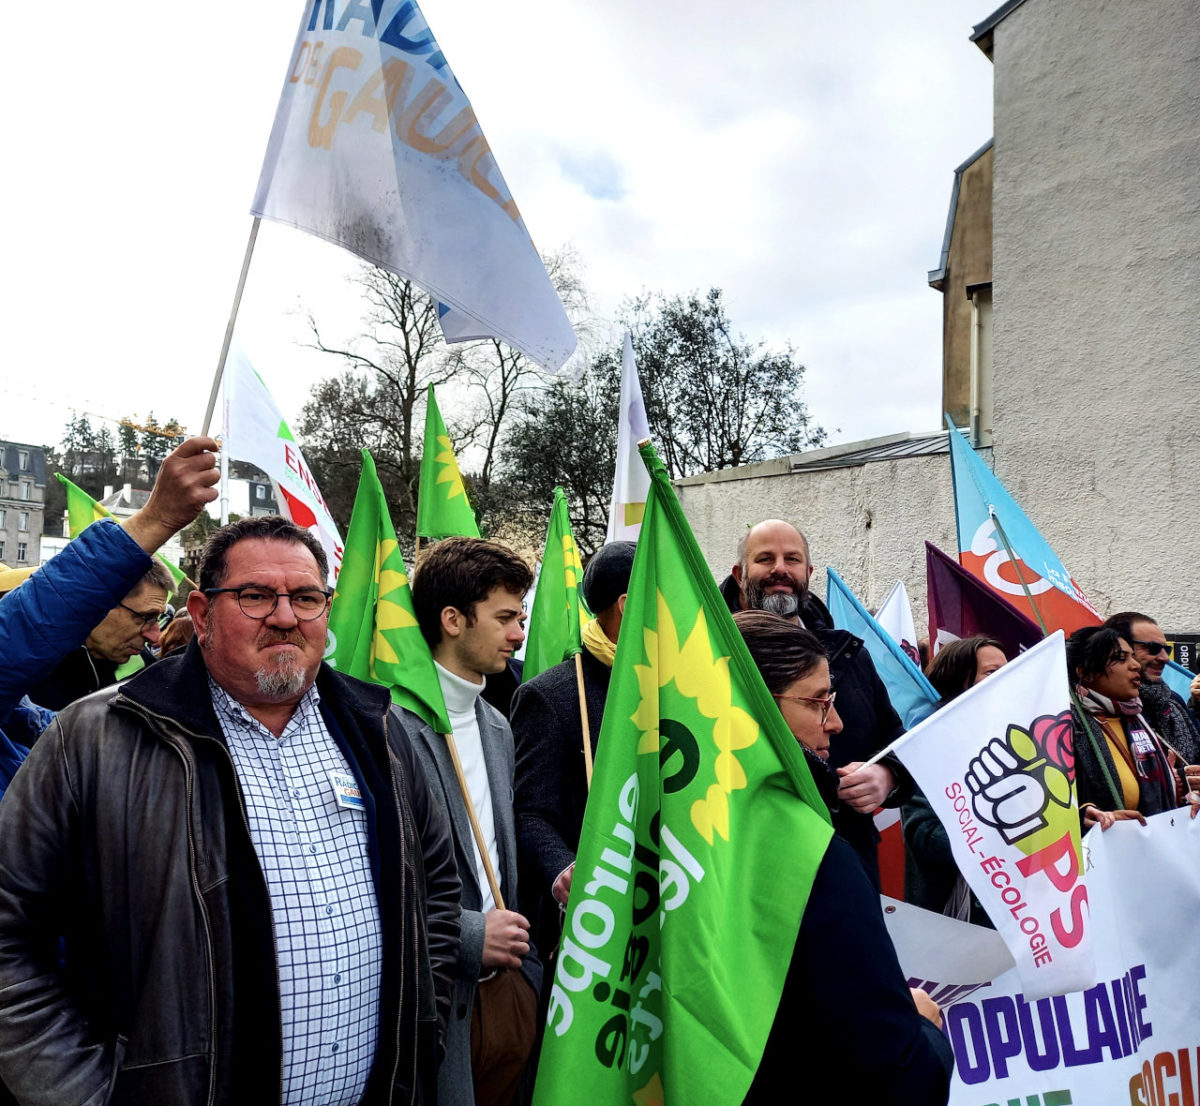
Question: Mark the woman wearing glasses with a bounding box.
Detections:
[1067,625,1200,829]
[734,611,954,1106]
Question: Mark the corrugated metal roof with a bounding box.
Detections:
[788,430,952,472]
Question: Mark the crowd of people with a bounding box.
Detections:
[0,437,1196,1106]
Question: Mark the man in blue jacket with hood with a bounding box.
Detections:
[0,436,222,796]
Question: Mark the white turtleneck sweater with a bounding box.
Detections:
[435,662,500,913]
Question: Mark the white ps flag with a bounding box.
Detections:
[222,344,344,584]
[876,579,921,667]
[605,333,651,543]
[252,0,577,371]
[889,632,1095,1000]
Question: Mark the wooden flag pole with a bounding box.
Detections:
[442,731,505,909]
[201,216,261,437]
[574,652,594,789]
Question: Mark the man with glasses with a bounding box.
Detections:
[1103,611,1200,764]
[26,557,175,711]
[0,515,461,1105]
[719,518,908,889]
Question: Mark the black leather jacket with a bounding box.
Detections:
[0,641,460,1106]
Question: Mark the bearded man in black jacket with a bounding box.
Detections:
[719,518,908,888]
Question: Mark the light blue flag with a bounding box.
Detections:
[946,416,1099,633]
[1162,658,1196,703]
[826,567,941,729]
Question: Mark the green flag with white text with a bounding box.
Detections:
[56,473,187,589]
[417,384,480,540]
[532,442,832,1106]
[327,450,451,733]
[522,486,583,682]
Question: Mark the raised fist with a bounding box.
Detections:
[965,738,1052,845]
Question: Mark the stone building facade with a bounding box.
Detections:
[0,443,46,568]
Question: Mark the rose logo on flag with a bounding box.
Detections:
[965,711,1076,848]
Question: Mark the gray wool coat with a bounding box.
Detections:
[392,699,541,1105]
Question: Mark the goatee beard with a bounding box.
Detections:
[255,657,307,697]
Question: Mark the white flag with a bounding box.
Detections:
[889,632,1095,999]
[876,579,921,667]
[605,333,651,543]
[252,0,576,371]
[222,345,344,583]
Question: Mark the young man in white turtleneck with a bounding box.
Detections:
[402,537,539,1106]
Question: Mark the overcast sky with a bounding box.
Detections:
[1,0,995,456]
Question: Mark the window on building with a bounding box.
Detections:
[17,542,27,563]
[20,482,31,501]
[0,509,5,528]
[18,450,29,471]
[0,540,5,561]
[255,484,267,501]
[18,512,28,531]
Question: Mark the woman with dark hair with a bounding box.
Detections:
[1068,625,1200,829]
[926,635,1007,702]
[733,610,843,809]
[904,637,1009,924]
[734,610,954,1106]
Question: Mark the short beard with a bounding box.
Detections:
[204,611,308,698]
[743,575,804,619]
[255,657,307,698]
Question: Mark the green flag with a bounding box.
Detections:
[417,384,480,540]
[522,487,584,683]
[56,473,187,590]
[533,442,832,1106]
[327,450,451,734]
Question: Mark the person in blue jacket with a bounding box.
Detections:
[0,436,220,797]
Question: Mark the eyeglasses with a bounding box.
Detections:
[773,689,837,724]
[117,601,166,631]
[203,586,332,621]
[1131,639,1173,658]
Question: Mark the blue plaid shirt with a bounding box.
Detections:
[211,678,383,1106]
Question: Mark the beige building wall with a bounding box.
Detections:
[675,445,957,627]
[932,144,994,437]
[987,0,1200,626]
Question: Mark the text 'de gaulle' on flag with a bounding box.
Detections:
[888,631,1095,1000]
[251,0,576,371]
[55,474,187,591]
[522,486,583,683]
[946,419,1099,635]
[417,384,480,541]
[533,441,833,1106]
[826,567,941,729]
[926,541,1044,660]
[327,449,450,734]
[222,343,344,583]
[875,579,921,667]
[606,333,651,543]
